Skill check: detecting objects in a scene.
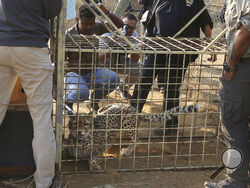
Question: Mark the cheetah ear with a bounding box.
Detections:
[86,111,95,122]
[69,115,77,128]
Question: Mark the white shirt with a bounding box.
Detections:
[225,0,250,58]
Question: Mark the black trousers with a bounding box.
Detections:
[131,53,195,113]
[219,58,250,183]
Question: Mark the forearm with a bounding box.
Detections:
[228,25,250,67]
[203,24,212,38]
[107,11,124,28]
[98,3,124,28]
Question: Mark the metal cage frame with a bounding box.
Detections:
[54,0,228,174]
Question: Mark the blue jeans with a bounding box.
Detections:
[65,69,120,109]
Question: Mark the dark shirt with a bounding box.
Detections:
[67,22,108,35]
[66,23,108,76]
[0,0,62,47]
[147,0,213,37]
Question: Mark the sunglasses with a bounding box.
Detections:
[124,24,136,30]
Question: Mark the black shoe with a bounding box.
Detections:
[64,103,75,115]
[50,171,65,188]
[116,82,132,99]
[116,89,132,99]
[91,102,100,112]
[204,178,248,188]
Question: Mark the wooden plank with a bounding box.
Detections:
[0,166,35,177]
[8,78,28,111]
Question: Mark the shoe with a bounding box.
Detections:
[50,171,65,188]
[204,178,248,188]
[91,101,100,112]
[159,87,164,93]
[116,89,132,99]
[116,82,132,99]
[63,104,76,115]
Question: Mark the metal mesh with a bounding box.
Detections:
[57,34,227,173]
[53,0,228,174]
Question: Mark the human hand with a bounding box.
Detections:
[207,54,217,62]
[223,70,234,80]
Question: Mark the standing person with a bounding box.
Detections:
[138,0,154,36]
[0,0,62,188]
[65,3,123,111]
[204,0,250,188]
[98,13,141,99]
[131,0,213,135]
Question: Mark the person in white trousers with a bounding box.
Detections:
[0,0,62,187]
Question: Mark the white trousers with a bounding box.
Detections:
[0,46,56,188]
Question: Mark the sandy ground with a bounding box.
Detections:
[63,170,230,188]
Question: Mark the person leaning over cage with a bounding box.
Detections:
[131,0,214,136]
[0,0,62,188]
[98,13,142,99]
[204,0,250,188]
[65,3,124,112]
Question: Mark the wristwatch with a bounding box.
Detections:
[223,62,235,72]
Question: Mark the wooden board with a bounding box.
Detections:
[8,78,28,111]
[0,111,35,177]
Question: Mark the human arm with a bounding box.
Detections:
[203,24,212,38]
[202,24,217,62]
[99,49,140,64]
[196,0,216,61]
[223,24,250,80]
[98,3,124,28]
[98,33,111,63]
[43,0,62,19]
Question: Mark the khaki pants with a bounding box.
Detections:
[0,46,56,188]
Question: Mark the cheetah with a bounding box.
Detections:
[63,103,201,170]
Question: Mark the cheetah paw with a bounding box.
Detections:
[89,160,102,170]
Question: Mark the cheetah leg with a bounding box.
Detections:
[120,127,137,157]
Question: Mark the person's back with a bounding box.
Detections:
[0,0,62,47]
[145,0,212,37]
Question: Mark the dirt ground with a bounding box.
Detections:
[0,170,229,188]
[63,169,229,188]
